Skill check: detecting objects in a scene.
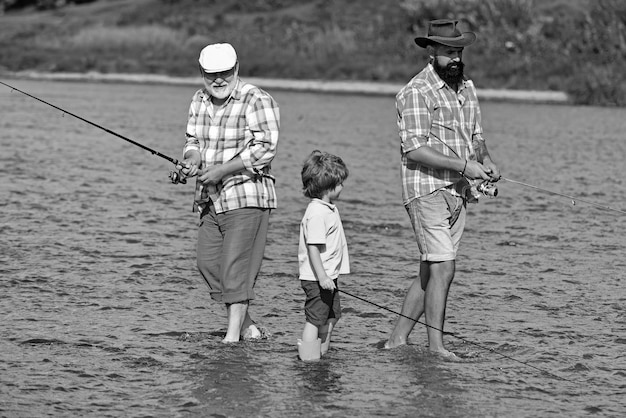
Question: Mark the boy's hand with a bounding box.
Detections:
[319,276,336,291]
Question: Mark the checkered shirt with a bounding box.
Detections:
[397,63,485,203]
[183,79,280,213]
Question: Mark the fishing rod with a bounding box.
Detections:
[427,134,625,215]
[338,288,576,383]
[0,80,187,184]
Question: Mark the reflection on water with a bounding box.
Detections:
[1,79,625,417]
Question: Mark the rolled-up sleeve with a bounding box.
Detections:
[183,93,202,155]
[466,81,484,144]
[471,101,485,144]
[239,93,280,173]
[398,87,431,155]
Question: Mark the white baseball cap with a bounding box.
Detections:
[198,43,237,72]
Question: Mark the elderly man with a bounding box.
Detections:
[178,43,280,343]
[385,20,500,357]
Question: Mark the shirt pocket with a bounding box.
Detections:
[429,104,459,154]
[432,103,458,132]
[221,114,248,152]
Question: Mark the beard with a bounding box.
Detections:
[433,59,465,86]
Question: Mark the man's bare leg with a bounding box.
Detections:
[222,302,248,343]
[385,261,430,348]
[424,260,456,356]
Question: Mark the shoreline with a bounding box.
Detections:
[1,70,570,104]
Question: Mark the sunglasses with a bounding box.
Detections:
[199,65,237,81]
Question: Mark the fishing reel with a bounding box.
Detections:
[169,170,187,185]
[476,181,498,197]
[466,181,498,203]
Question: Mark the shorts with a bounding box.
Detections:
[301,279,341,327]
[197,204,271,304]
[405,188,466,262]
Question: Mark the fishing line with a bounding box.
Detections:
[0,80,186,183]
[338,288,576,383]
[427,134,625,214]
[502,177,626,215]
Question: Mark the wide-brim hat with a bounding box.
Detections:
[414,19,476,48]
[198,43,237,72]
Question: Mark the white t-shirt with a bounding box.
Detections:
[298,199,350,281]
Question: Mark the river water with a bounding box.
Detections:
[1,79,625,417]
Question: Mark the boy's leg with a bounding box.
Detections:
[319,323,330,343]
[302,321,319,342]
[301,281,325,342]
[319,284,341,354]
[320,318,338,355]
[300,279,335,360]
[299,322,321,361]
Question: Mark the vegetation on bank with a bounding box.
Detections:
[0,0,624,106]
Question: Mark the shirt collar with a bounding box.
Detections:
[312,198,336,211]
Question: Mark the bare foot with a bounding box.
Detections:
[241,324,261,340]
[221,336,240,344]
[431,348,461,361]
[383,337,407,349]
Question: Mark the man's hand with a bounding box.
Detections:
[463,160,492,181]
[199,165,225,186]
[481,158,501,182]
[177,152,201,178]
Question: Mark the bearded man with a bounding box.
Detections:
[178,43,280,343]
[385,20,501,357]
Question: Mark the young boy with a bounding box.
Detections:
[297,150,350,361]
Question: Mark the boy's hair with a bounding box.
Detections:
[301,150,349,199]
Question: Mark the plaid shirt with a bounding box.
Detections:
[397,63,484,203]
[183,79,280,214]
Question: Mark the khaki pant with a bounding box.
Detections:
[197,205,271,303]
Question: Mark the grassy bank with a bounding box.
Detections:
[0,0,624,106]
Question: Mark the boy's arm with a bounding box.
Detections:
[306,244,336,290]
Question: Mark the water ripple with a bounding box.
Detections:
[1,80,625,417]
